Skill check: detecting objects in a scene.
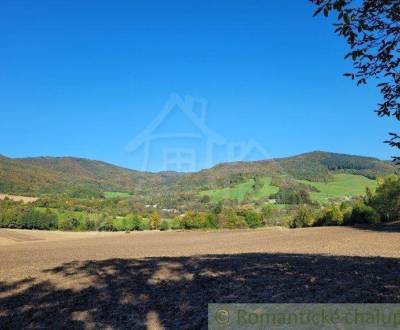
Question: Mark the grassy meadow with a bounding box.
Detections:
[297,174,377,202]
[201,174,377,204]
[200,177,279,203]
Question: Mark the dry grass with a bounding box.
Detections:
[0,194,38,203]
[1,226,400,329]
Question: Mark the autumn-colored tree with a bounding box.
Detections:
[149,211,161,230]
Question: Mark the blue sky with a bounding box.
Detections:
[0,0,397,171]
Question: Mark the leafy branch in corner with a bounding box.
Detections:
[311,0,400,161]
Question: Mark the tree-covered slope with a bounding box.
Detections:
[0,156,181,196]
[0,151,396,197]
[276,151,395,181]
[188,151,396,190]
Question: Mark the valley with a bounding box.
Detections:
[0,151,397,232]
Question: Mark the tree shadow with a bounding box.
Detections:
[352,221,400,232]
[1,253,400,329]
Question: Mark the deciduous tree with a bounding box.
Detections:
[311,0,399,160]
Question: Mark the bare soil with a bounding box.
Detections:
[1,226,400,329]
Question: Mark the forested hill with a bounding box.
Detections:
[0,151,396,196]
[271,151,395,181]
[184,151,396,188]
[0,156,181,196]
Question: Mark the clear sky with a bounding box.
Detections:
[0,0,397,171]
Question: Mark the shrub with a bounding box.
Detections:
[130,215,147,231]
[19,209,58,230]
[149,212,161,230]
[315,205,344,226]
[179,211,209,229]
[261,204,274,220]
[289,206,314,228]
[58,217,80,231]
[217,208,248,229]
[200,195,211,203]
[270,188,312,204]
[238,208,263,228]
[160,220,170,231]
[119,214,147,231]
[261,204,288,227]
[169,218,182,230]
[98,218,118,231]
[0,205,26,228]
[367,175,400,222]
[211,202,223,215]
[83,219,97,231]
[346,203,380,225]
[87,214,108,231]
[205,213,218,229]
[340,201,353,224]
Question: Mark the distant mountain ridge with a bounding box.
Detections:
[0,155,181,196]
[0,151,396,197]
[186,151,395,187]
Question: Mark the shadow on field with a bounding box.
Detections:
[353,221,400,233]
[1,253,400,329]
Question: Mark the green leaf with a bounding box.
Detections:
[343,13,350,24]
[313,6,324,17]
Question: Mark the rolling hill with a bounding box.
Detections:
[0,151,396,201]
[200,173,379,204]
[0,156,181,196]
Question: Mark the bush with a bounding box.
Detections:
[159,220,170,231]
[315,205,344,226]
[58,217,80,231]
[0,202,60,230]
[346,203,380,225]
[149,212,161,230]
[200,195,211,203]
[98,218,118,231]
[367,176,400,222]
[238,208,263,228]
[89,214,108,231]
[179,211,209,229]
[289,206,314,228]
[261,204,290,227]
[169,218,182,230]
[131,215,147,231]
[0,206,25,228]
[205,213,218,229]
[20,209,58,230]
[217,208,248,229]
[270,188,312,204]
[340,201,353,224]
[120,214,147,231]
[261,204,274,220]
[83,218,97,231]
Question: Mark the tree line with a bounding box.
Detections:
[0,175,399,231]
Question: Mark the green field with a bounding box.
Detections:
[250,177,279,200]
[297,173,377,202]
[200,174,376,203]
[104,191,131,199]
[200,180,254,202]
[200,177,278,203]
